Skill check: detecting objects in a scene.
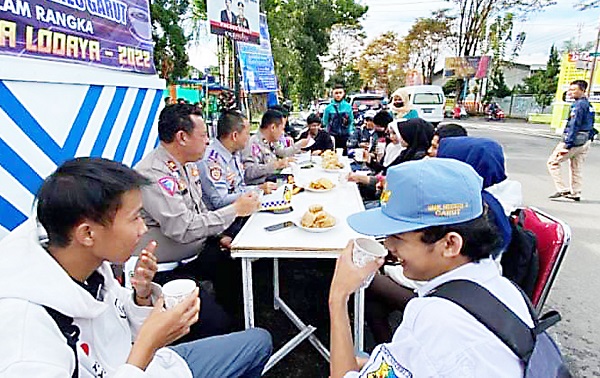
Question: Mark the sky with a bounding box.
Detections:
[188,0,600,69]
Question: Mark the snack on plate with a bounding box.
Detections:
[321,150,344,170]
[301,204,336,228]
[309,178,335,190]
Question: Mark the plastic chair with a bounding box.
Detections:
[519,207,571,313]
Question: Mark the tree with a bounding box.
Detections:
[446,0,554,57]
[326,65,363,94]
[523,45,560,112]
[357,32,408,95]
[575,0,600,9]
[262,0,368,103]
[151,0,191,83]
[405,10,455,84]
[326,24,366,74]
[560,38,595,54]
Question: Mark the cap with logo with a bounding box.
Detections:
[347,158,484,237]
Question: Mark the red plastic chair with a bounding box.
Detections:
[519,207,572,313]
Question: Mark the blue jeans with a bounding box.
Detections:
[169,328,272,378]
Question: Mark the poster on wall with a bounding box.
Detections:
[207,0,260,44]
[237,13,277,93]
[0,0,156,73]
[444,56,491,79]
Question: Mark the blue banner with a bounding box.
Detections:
[237,14,277,93]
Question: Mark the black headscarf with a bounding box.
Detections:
[396,118,434,163]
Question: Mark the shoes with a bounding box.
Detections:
[548,191,569,199]
[564,194,581,202]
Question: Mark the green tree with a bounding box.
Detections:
[560,38,595,54]
[523,45,560,112]
[151,0,191,83]
[357,32,408,95]
[405,10,455,84]
[575,0,600,9]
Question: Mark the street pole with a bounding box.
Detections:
[588,17,600,97]
[233,39,242,110]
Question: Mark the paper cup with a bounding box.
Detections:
[162,279,196,309]
[338,172,348,186]
[336,148,344,158]
[352,238,387,288]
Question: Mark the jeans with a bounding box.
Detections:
[170,328,272,378]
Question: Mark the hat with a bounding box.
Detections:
[347,158,484,236]
[364,110,377,119]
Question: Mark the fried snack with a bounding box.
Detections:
[309,178,335,190]
[301,205,336,228]
[321,150,344,170]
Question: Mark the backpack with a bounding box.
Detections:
[328,104,349,137]
[501,209,539,299]
[44,306,80,378]
[427,279,571,378]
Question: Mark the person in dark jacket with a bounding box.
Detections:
[298,114,333,154]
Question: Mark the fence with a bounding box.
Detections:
[493,95,549,119]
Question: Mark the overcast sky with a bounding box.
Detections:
[188,0,599,69]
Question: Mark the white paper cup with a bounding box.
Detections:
[352,238,387,288]
[162,279,196,309]
[338,172,348,186]
[336,148,344,158]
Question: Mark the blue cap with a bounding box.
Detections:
[347,158,484,236]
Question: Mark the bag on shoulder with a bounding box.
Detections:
[328,104,349,137]
[44,306,80,378]
[501,209,539,299]
[427,279,571,378]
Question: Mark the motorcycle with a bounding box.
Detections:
[486,107,505,122]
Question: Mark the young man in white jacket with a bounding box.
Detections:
[0,157,272,377]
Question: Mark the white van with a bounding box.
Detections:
[393,85,446,125]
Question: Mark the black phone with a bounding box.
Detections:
[264,221,295,232]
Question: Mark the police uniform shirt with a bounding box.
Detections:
[134,144,237,263]
[242,131,278,185]
[345,259,533,378]
[273,135,302,158]
[198,139,247,210]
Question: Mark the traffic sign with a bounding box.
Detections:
[590,52,600,57]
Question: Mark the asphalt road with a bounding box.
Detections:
[462,119,600,377]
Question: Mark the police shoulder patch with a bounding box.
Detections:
[210,166,223,181]
[158,176,177,196]
[251,143,261,157]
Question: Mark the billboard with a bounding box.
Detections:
[0,0,156,73]
[208,0,260,44]
[237,14,277,93]
[444,56,491,79]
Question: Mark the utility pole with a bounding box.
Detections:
[588,17,600,97]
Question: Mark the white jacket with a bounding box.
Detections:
[0,218,192,378]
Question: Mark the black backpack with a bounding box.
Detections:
[501,209,539,299]
[328,104,349,137]
[44,306,80,378]
[427,279,571,378]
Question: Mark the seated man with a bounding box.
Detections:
[198,110,277,211]
[329,158,534,377]
[242,109,292,185]
[298,113,333,155]
[134,104,259,317]
[269,104,309,157]
[0,157,272,377]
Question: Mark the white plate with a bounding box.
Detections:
[297,217,337,233]
[304,185,335,193]
[322,166,344,172]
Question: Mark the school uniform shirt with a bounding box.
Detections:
[0,218,191,378]
[197,139,247,210]
[345,258,533,378]
[242,131,279,185]
[134,144,237,263]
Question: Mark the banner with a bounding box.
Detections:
[237,14,277,93]
[0,0,155,73]
[208,0,259,44]
[444,56,491,79]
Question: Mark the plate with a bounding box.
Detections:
[304,185,335,193]
[297,217,337,233]
[322,166,344,172]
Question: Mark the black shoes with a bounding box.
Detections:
[548,191,569,199]
[564,194,581,202]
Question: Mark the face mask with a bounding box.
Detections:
[393,101,404,108]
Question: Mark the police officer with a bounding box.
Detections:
[134,103,259,320]
[242,109,292,185]
[198,110,277,211]
[268,105,310,157]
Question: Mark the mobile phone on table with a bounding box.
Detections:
[264,221,295,232]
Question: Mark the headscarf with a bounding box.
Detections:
[383,122,404,167]
[437,136,507,188]
[396,118,434,163]
[389,89,413,118]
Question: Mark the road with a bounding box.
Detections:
[462,118,600,377]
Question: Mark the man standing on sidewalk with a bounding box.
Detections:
[323,84,354,154]
[547,80,596,202]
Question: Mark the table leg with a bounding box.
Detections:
[273,258,280,310]
[354,287,365,353]
[262,325,316,374]
[241,257,255,329]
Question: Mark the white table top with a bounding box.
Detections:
[231,157,367,258]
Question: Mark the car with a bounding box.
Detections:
[348,94,385,117]
[392,85,445,126]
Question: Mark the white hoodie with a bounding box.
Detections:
[0,218,192,378]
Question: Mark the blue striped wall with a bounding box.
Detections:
[0,80,164,239]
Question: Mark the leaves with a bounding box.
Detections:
[357,32,408,95]
[523,45,560,111]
